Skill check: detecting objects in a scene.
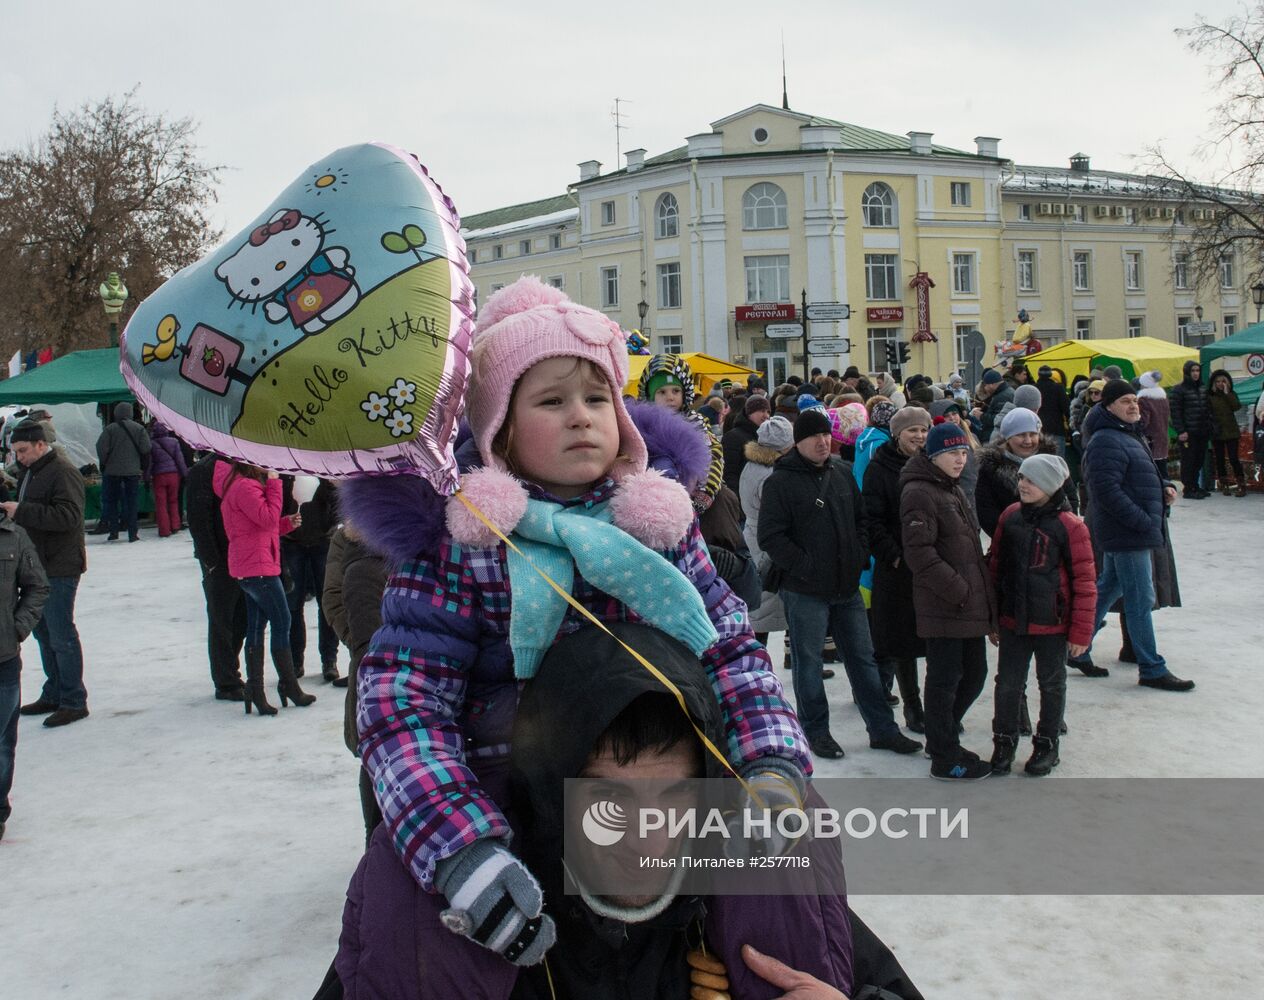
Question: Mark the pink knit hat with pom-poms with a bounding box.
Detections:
[467,276,648,478]
[827,402,869,446]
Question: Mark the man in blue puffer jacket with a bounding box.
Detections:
[1068,380,1195,692]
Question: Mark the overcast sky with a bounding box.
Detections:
[2,0,1245,240]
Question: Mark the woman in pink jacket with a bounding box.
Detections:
[212,460,315,716]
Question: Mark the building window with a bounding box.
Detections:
[1070,204,1086,223]
[951,252,977,295]
[1128,316,1144,338]
[550,233,562,251]
[1125,251,1143,291]
[864,254,899,300]
[494,244,504,260]
[656,262,682,309]
[861,182,896,227]
[1076,317,1094,339]
[600,266,619,308]
[1224,313,1237,336]
[519,239,532,256]
[954,323,981,369]
[1017,250,1037,292]
[1174,253,1190,290]
[655,193,679,239]
[867,327,900,372]
[1125,207,1137,224]
[742,182,788,230]
[601,200,616,226]
[1072,251,1091,292]
[744,255,791,302]
[659,334,683,355]
[950,182,971,207]
[1018,203,1032,221]
[490,282,505,294]
[546,275,564,290]
[469,247,477,264]
[1177,315,1191,345]
[1220,253,1235,288]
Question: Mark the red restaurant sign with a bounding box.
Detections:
[866,306,905,323]
[735,302,796,323]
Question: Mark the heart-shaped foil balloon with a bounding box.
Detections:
[120,142,474,493]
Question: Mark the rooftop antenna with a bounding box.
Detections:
[781,33,789,110]
[612,98,630,165]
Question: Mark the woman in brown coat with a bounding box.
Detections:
[900,423,997,781]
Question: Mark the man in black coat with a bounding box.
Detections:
[1034,365,1071,455]
[721,395,770,494]
[2,421,89,727]
[1168,359,1212,498]
[186,454,247,700]
[758,409,921,760]
[281,478,342,683]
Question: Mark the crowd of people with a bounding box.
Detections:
[3,277,1262,996]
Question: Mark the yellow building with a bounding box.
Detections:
[463,105,1232,385]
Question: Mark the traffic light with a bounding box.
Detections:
[884,342,898,369]
[897,342,912,364]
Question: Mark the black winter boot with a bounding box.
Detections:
[1025,736,1060,777]
[322,659,342,684]
[273,647,316,707]
[895,659,925,733]
[244,646,278,717]
[990,734,1018,775]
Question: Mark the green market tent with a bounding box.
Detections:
[1199,324,1264,407]
[1023,337,1197,387]
[0,348,133,406]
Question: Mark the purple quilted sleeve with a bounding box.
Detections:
[670,521,812,778]
[356,541,512,892]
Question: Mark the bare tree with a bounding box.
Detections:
[0,89,222,360]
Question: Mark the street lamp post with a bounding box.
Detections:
[637,298,649,343]
[1252,282,1264,324]
[99,272,129,348]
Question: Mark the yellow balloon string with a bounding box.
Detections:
[453,489,755,800]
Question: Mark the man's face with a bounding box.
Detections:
[1189,365,1202,382]
[575,741,702,908]
[981,380,998,397]
[795,432,832,465]
[750,409,769,427]
[12,441,48,467]
[1107,393,1141,424]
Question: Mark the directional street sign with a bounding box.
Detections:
[765,323,805,339]
[1186,321,1216,335]
[807,338,850,353]
[805,303,851,321]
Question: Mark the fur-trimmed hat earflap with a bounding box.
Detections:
[446,466,695,552]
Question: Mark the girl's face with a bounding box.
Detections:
[1213,375,1230,393]
[932,448,968,478]
[653,384,683,410]
[504,357,620,499]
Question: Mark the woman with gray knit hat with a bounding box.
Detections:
[740,415,795,642]
[976,407,1074,538]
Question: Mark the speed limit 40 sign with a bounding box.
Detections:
[1246,353,1264,376]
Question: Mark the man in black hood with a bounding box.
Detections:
[330,622,872,999]
[1168,359,1212,498]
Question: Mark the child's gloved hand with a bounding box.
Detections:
[730,759,807,860]
[435,840,556,966]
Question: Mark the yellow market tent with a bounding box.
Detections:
[623,353,759,397]
[1023,337,1197,386]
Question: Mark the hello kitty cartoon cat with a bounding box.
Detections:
[215,209,360,334]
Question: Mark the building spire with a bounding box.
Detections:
[781,33,790,110]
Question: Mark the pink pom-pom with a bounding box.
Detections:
[445,467,529,547]
[475,276,569,337]
[608,469,695,551]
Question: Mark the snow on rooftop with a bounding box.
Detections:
[461,207,578,240]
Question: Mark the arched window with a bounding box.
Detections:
[655,193,679,239]
[742,182,788,230]
[861,182,897,227]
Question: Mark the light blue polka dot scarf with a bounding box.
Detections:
[506,497,718,679]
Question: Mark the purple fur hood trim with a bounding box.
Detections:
[341,405,710,565]
[626,400,712,493]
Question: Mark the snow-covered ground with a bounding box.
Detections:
[2,493,1261,998]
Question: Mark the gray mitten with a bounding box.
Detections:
[434,840,557,966]
[731,758,808,859]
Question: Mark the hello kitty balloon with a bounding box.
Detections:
[119,142,474,492]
